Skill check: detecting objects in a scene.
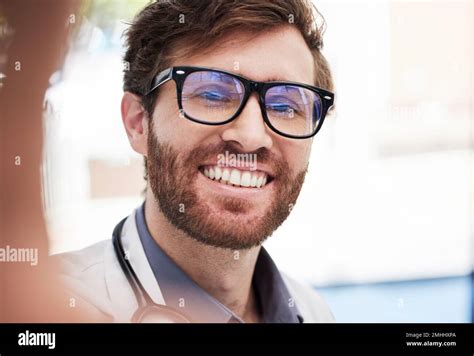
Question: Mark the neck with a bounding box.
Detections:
[144,190,262,323]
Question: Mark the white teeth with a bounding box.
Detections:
[221,168,230,182]
[240,171,251,187]
[229,169,241,186]
[201,165,270,188]
[214,166,222,180]
[250,174,258,187]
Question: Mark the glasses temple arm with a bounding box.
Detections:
[145,68,173,96]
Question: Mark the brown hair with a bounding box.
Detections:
[123,0,334,116]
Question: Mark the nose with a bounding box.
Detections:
[220,94,273,152]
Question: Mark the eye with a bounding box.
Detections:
[266,101,302,119]
[199,90,230,102]
[267,103,294,112]
[266,94,302,113]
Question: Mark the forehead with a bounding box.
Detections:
[171,25,315,85]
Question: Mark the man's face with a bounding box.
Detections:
[145,26,315,250]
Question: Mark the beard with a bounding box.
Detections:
[146,123,308,250]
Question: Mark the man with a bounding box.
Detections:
[56,0,335,323]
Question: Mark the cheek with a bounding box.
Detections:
[282,141,311,173]
[150,100,179,142]
[151,103,217,151]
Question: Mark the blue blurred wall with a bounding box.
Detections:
[316,275,471,323]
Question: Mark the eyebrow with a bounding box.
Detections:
[264,76,291,82]
[263,74,312,84]
[204,66,302,84]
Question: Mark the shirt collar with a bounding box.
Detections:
[136,203,303,323]
[253,247,303,323]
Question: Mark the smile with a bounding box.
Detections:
[198,165,273,189]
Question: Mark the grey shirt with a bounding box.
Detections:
[136,203,303,323]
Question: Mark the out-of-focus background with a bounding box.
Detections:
[16,0,473,322]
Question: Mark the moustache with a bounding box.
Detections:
[183,141,288,179]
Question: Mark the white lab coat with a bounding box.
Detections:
[54,211,335,323]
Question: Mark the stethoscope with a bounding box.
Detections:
[112,218,192,323]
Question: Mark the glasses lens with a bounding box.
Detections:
[264,85,323,137]
[182,71,244,123]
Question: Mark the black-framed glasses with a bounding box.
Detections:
[145,66,335,139]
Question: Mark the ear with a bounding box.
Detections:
[121,92,149,156]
